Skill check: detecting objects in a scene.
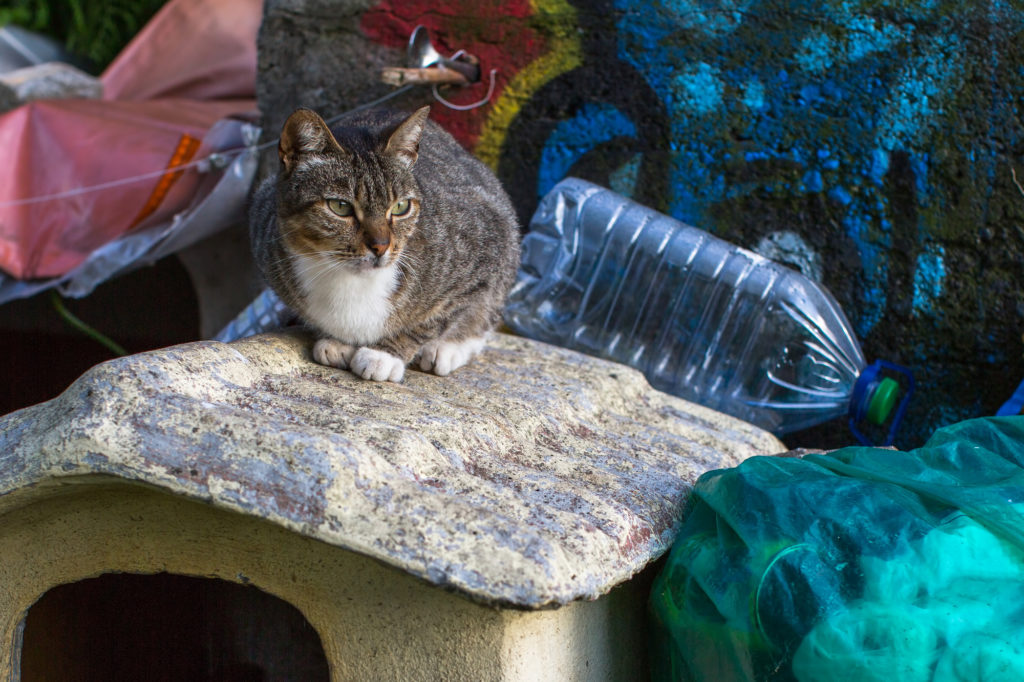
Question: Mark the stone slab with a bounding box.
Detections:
[0,331,782,607]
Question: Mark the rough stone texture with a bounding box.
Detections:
[0,330,781,608]
[256,0,1024,448]
[0,62,102,112]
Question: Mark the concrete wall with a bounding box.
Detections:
[362,1,1024,447]
[262,0,1024,447]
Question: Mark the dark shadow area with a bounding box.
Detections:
[0,256,199,415]
[20,572,330,682]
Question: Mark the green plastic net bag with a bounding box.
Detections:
[649,416,1024,682]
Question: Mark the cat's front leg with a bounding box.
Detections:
[418,336,487,376]
[349,347,406,382]
[315,337,405,382]
[313,338,358,369]
[347,332,431,382]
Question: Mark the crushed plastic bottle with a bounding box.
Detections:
[504,178,912,444]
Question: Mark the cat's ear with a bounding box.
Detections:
[279,108,344,174]
[385,106,430,169]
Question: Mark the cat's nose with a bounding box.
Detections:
[368,240,390,257]
[364,223,392,257]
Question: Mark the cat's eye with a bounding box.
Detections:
[391,199,412,217]
[326,199,354,217]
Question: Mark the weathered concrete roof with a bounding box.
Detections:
[0,331,782,607]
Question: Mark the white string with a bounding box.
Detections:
[0,151,246,207]
[0,84,416,209]
[324,83,414,125]
[432,68,497,112]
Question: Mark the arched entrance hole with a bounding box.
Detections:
[19,572,330,681]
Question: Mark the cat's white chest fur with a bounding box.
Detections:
[295,254,397,345]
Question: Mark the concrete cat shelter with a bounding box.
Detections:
[0,331,782,680]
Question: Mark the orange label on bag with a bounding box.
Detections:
[128,133,202,230]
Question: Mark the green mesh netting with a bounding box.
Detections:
[649,416,1024,682]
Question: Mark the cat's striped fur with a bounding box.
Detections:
[249,106,520,381]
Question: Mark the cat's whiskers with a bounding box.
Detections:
[268,249,350,276]
[264,247,322,271]
[267,252,345,293]
[394,248,421,276]
[299,255,354,290]
[300,250,399,290]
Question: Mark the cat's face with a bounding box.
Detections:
[275,107,429,272]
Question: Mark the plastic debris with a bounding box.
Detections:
[649,416,1024,682]
[0,0,261,300]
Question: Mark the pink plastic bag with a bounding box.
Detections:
[0,0,260,280]
[101,0,260,101]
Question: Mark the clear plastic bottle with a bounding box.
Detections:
[504,178,912,442]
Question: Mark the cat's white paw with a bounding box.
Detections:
[351,347,406,382]
[313,338,357,368]
[418,337,485,376]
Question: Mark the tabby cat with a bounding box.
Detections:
[249,106,520,382]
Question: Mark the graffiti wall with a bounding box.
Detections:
[263,0,1024,447]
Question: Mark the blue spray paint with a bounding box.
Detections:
[608,153,643,197]
[537,102,637,200]
[741,79,766,109]
[672,62,724,115]
[912,245,946,316]
[521,0,1022,444]
[600,0,977,336]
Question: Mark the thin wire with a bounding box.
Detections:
[0,152,241,208]
[324,83,414,124]
[432,69,497,111]
[0,84,416,210]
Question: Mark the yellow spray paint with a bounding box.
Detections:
[474,0,582,169]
